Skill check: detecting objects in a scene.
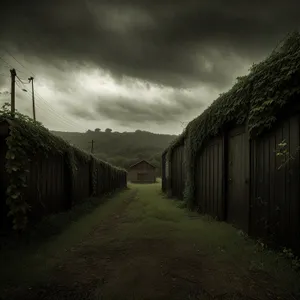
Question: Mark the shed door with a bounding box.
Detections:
[137,173,147,181]
[227,126,250,232]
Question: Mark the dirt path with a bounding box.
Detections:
[1,184,300,300]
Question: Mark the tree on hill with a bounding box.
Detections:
[51,129,177,175]
[95,128,101,132]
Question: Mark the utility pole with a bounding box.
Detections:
[10,69,16,117]
[89,140,95,154]
[28,76,36,121]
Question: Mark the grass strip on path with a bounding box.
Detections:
[104,184,300,300]
[1,183,299,300]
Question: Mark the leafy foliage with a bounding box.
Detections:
[164,31,300,208]
[282,248,300,272]
[275,139,300,170]
[0,103,126,231]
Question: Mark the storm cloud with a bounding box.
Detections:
[1,1,300,133]
[68,88,208,126]
[2,1,300,88]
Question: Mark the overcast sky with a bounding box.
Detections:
[0,1,300,134]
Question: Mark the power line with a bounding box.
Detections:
[33,90,87,130]
[16,77,70,125]
[4,61,87,132]
[16,74,30,84]
[37,105,86,131]
[35,102,79,129]
[15,83,81,130]
[15,77,30,93]
[27,89,87,131]
[3,49,35,77]
[0,56,30,76]
[0,64,10,70]
[0,52,34,78]
[15,80,27,91]
[0,56,13,69]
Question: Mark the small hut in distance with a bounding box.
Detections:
[128,160,156,183]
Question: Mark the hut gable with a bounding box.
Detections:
[129,160,155,170]
[128,160,156,183]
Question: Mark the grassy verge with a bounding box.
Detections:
[0,188,131,290]
[1,183,299,299]
[116,184,300,298]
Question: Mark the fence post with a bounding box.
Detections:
[166,158,172,198]
[64,153,73,210]
[221,131,228,221]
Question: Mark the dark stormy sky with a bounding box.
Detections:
[0,1,299,133]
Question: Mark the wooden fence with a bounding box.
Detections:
[162,113,300,253]
[195,135,225,221]
[161,151,166,192]
[170,144,185,200]
[0,124,127,230]
[249,114,300,251]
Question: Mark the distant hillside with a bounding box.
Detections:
[52,129,177,174]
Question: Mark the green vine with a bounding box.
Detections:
[5,123,31,230]
[282,247,300,272]
[0,103,127,231]
[275,139,300,170]
[164,31,300,209]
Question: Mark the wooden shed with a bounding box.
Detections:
[128,160,156,183]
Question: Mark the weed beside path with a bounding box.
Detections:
[1,184,299,300]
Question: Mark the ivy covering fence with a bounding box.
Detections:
[163,31,300,209]
[0,104,127,231]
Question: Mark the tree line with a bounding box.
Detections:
[52,129,177,175]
